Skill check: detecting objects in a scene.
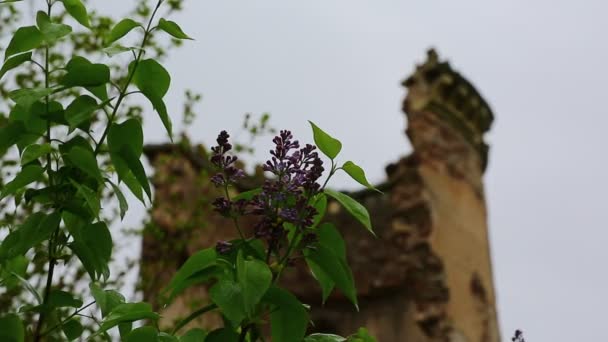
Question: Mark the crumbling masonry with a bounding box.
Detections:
[140,50,500,342]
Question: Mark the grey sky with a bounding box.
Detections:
[91,1,608,340]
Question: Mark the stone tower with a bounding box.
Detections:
[141,50,500,342]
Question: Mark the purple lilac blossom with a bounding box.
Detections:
[209,130,325,255]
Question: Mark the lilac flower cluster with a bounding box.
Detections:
[210,131,245,187]
[511,330,525,342]
[251,131,323,249]
[209,130,324,255]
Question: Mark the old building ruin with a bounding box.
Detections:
[141,50,500,342]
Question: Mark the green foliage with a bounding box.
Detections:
[324,189,374,235]
[67,219,112,281]
[4,26,43,60]
[62,319,83,341]
[106,19,142,45]
[0,314,24,342]
[0,52,32,81]
[96,302,159,336]
[305,242,358,309]
[309,121,342,160]
[179,328,207,342]
[164,248,217,301]
[264,286,309,342]
[341,161,380,193]
[20,143,51,166]
[158,18,193,40]
[0,0,378,340]
[60,0,90,28]
[131,58,173,139]
[36,11,72,43]
[236,251,272,317]
[61,56,110,88]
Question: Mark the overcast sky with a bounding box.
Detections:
[88,1,608,340]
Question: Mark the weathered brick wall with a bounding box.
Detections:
[140,50,499,342]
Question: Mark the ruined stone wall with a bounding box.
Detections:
[140,50,499,342]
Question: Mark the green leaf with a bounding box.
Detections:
[159,332,179,342]
[66,218,112,281]
[263,286,309,342]
[107,180,128,220]
[106,19,141,45]
[131,59,173,140]
[47,290,83,308]
[0,314,24,342]
[0,52,31,81]
[0,164,44,199]
[168,266,221,304]
[209,279,246,326]
[125,326,158,342]
[158,18,193,40]
[103,45,141,57]
[29,100,65,128]
[70,180,101,217]
[342,161,380,193]
[12,272,42,304]
[64,95,98,129]
[90,282,125,317]
[205,328,238,342]
[21,143,52,165]
[59,135,92,156]
[180,329,207,342]
[9,88,53,112]
[0,256,28,289]
[236,251,272,316]
[61,56,110,87]
[0,212,61,260]
[148,95,173,142]
[60,0,90,28]
[164,248,217,298]
[306,223,347,303]
[86,84,108,101]
[305,244,358,309]
[112,157,144,203]
[108,119,143,155]
[108,120,146,201]
[311,193,327,228]
[62,319,83,341]
[96,303,159,336]
[118,146,151,200]
[309,121,342,159]
[305,334,347,342]
[120,323,134,340]
[68,146,102,182]
[36,11,72,43]
[347,328,377,342]
[233,187,262,201]
[317,223,346,259]
[132,59,170,98]
[4,26,43,60]
[324,189,373,235]
[0,121,25,157]
[306,259,334,303]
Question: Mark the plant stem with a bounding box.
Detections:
[320,159,337,191]
[34,2,56,340]
[41,301,95,337]
[273,230,301,284]
[93,0,163,156]
[223,183,246,240]
[171,303,217,335]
